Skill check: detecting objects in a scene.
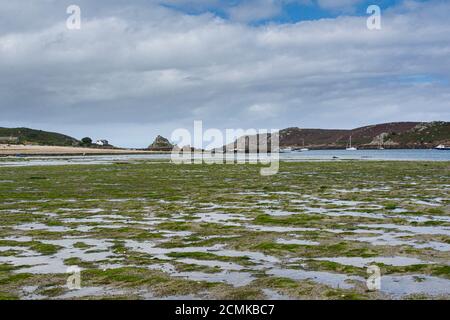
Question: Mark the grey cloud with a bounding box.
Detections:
[0,0,449,148]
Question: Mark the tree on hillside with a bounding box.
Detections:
[80,137,92,146]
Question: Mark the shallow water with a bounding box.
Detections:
[246,225,319,233]
[1,149,449,168]
[313,256,431,268]
[262,288,293,300]
[175,270,255,286]
[276,238,320,246]
[268,268,362,289]
[359,224,450,236]
[381,275,450,298]
[345,232,450,252]
[0,238,114,274]
[193,212,251,226]
[57,286,125,299]
[178,258,244,271]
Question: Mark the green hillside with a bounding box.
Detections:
[0,127,79,146]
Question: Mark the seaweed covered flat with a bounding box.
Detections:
[0,160,449,300]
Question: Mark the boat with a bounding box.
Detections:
[435,144,450,150]
[293,139,309,152]
[346,135,357,151]
[300,139,309,151]
[279,147,292,153]
[292,147,310,152]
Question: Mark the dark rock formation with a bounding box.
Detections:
[148,135,174,151]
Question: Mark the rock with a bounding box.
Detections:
[148,135,173,150]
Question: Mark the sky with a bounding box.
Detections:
[0,0,449,148]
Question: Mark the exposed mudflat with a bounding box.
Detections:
[0,161,449,300]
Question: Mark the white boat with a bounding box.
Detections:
[292,139,309,152]
[300,139,309,151]
[435,144,450,150]
[346,135,357,151]
[279,147,292,153]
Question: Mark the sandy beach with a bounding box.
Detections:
[0,144,158,156]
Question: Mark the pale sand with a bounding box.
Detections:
[0,144,159,155]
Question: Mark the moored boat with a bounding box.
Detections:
[346,135,357,151]
[435,144,450,150]
[279,147,292,153]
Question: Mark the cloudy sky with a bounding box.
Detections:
[0,0,449,147]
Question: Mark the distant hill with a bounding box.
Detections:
[224,121,450,150]
[0,127,79,146]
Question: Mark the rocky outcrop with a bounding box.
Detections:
[148,135,174,151]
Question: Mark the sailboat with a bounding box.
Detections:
[378,137,384,150]
[300,138,309,151]
[293,139,309,152]
[435,144,450,150]
[279,147,292,153]
[346,135,357,151]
